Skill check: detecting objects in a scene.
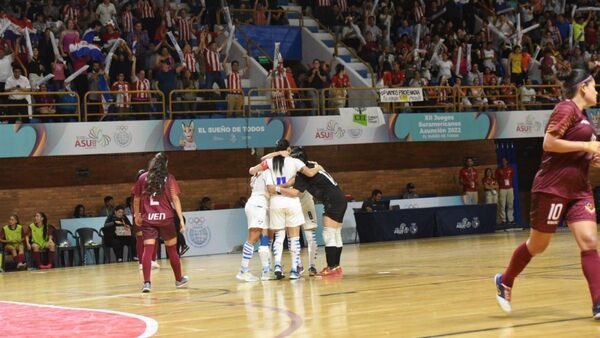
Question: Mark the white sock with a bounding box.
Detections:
[323,226,336,247]
[304,229,317,268]
[289,236,301,272]
[334,227,343,247]
[273,230,285,268]
[259,245,271,273]
[240,241,254,273]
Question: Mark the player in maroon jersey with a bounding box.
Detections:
[495,69,600,318]
[132,152,188,293]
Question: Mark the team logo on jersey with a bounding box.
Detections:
[74,127,111,149]
[585,202,596,214]
[113,125,133,148]
[186,217,211,248]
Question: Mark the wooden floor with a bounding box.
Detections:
[2,230,600,337]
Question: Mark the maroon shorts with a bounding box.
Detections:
[141,223,177,241]
[530,192,596,233]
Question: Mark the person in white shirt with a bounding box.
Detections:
[237,170,273,282]
[5,67,31,122]
[96,0,117,26]
[519,78,537,109]
[248,139,321,280]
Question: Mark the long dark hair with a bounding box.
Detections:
[36,212,49,240]
[144,152,168,195]
[73,204,85,218]
[563,68,592,99]
[272,139,290,175]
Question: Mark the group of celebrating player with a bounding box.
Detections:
[237,139,348,282]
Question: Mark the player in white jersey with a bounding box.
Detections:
[249,139,321,279]
[236,170,274,282]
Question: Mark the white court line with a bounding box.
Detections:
[0,300,158,338]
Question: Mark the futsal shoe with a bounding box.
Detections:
[236,271,259,282]
[495,273,512,313]
[39,264,52,270]
[289,270,300,280]
[17,263,27,271]
[261,270,276,281]
[309,267,318,276]
[593,301,600,320]
[176,276,189,289]
[151,261,160,269]
[274,265,285,280]
[297,264,305,275]
[142,282,152,293]
[179,245,190,256]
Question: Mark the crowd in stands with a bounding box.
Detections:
[0,0,591,121]
[304,0,600,111]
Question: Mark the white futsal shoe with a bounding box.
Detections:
[495,273,512,313]
[236,271,259,282]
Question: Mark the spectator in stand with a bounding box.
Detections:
[26,212,56,269]
[268,58,294,116]
[87,61,109,118]
[0,215,27,270]
[83,21,103,46]
[103,205,135,263]
[127,22,151,71]
[271,6,289,26]
[35,83,56,117]
[329,63,350,110]
[305,59,328,115]
[361,189,387,212]
[341,17,361,52]
[131,58,152,117]
[177,69,200,117]
[26,47,45,90]
[200,34,228,99]
[495,157,515,225]
[112,72,131,116]
[459,157,479,205]
[253,0,268,26]
[120,2,135,35]
[96,0,117,26]
[469,77,489,111]
[138,0,158,40]
[520,78,537,109]
[0,42,17,112]
[99,195,115,217]
[482,168,499,205]
[5,67,31,123]
[59,19,79,60]
[153,60,185,114]
[224,54,250,117]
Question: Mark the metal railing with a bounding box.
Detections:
[83,90,165,121]
[218,8,304,27]
[456,85,518,112]
[322,87,379,115]
[247,87,321,116]
[0,91,80,121]
[169,89,246,117]
[519,84,563,110]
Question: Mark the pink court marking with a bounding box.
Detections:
[0,300,158,337]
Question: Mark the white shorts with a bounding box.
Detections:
[299,192,318,230]
[245,203,269,229]
[269,204,305,230]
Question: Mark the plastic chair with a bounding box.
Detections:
[75,228,103,265]
[53,229,79,267]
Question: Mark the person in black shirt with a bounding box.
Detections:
[102,205,135,262]
[362,189,387,212]
[269,147,347,278]
[305,59,328,115]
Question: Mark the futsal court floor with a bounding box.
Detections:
[2,229,600,337]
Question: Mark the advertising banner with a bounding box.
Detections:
[0,110,555,158]
[380,88,424,102]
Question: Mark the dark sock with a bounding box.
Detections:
[325,246,335,268]
[502,242,532,287]
[33,252,41,267]
[581,250,600,304]
[136,235,144,260]
[336,246,343,267]
[143,244,154,283]
[48,251,55,266]
[166,245,183,281]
